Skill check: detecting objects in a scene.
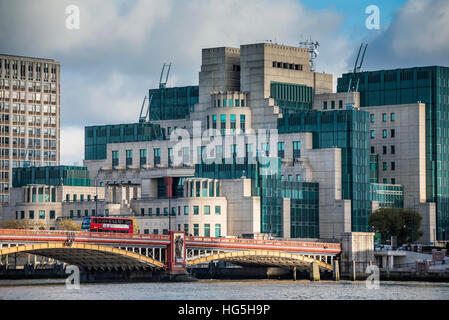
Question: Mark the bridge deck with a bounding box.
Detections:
[0,229,341,255]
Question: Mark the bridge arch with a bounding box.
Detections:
[187,250,334,271]
[0,243,165,270]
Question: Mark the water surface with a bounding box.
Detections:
[1,279,448,300]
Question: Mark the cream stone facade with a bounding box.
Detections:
[0,55,61,204]
[363,103,435,243]
[3,185,104,229]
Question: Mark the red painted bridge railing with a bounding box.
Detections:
[185,235,341,252]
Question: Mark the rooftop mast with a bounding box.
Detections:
[299,38,320,72]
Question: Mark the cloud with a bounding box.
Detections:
[0,0,353,164]
[363,0,449,70]
[60,126,84,165]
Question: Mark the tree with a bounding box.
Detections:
[1,219,39,230]
[57,219,81,231]
[369,208,423,245]
[131,217,140,234]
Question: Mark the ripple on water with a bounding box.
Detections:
[0,280,449,300]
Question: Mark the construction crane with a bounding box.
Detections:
[138,95,152,123]
[139,63,172,123]
[346,43,368,109]
[159,63,171,89]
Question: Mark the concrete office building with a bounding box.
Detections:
[0,54,61,204]
[338,67,449,243]
[80,43,363,241]
[3,44,447,245]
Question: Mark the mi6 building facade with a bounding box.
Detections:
[338,66,449,242]
[3,44,449,245]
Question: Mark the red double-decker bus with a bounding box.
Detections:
[81,217,134,234]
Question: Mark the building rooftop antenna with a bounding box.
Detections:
[299,38,320,72]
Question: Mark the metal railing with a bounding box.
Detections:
[393,259,448,269]
[185,235,341,252]
[0,228,171,241]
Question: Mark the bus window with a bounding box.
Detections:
[81,218,91,230]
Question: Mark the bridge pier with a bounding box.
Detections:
[351,260,356,281]
[333,260,340,281]
[340,232,374,280]
[292,267,297,281]
[309,262,320,281]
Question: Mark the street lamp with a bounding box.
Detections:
[408,194,416,244]
[332,188,342,242]
[165,177,174,233]
[333,203,342,242]
[94,178,103,217]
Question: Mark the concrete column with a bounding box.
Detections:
[382,256,387,269]
[112,186,117,204]
[192,180,196,197]
[351,260,356,281]
[333,260,340,281]
[388,255,394,270]
[309,262,320,281]
[293,267,297,281]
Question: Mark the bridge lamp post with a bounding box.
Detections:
[165,177,174,233]
[95,178,103,217]
[408,194,416,243]
[333,188,342,242]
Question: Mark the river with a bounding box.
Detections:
[0,279,449,300]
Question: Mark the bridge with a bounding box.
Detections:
[0,229,341,280]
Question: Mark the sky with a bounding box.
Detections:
[0,0,449,165]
